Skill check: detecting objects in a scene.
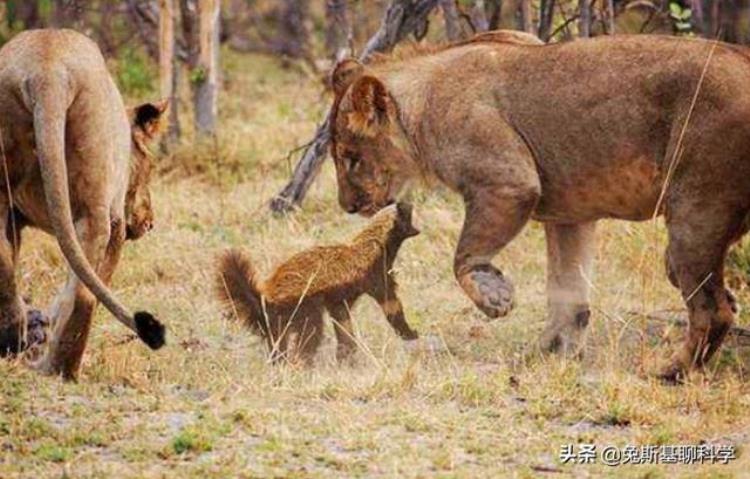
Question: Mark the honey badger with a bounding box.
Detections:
[217,203,420,364]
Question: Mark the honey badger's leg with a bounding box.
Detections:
[41,213,112,379]
[327,303,357,362]
[0,200,26,355]
[539,222,596,357]
[369,276,418,341]
[292,309,324,365]
[452,127,541,319]
[659,200,742,382]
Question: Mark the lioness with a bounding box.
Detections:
[329,31,750,381]
[0,29,166,379]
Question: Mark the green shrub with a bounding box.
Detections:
[115,47,156,97]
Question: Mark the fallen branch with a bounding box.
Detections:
[269,0,440,214]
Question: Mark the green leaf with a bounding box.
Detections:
[669,2,682,16]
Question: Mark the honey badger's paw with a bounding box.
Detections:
[459,265,514,319]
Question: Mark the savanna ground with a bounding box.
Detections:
[2,50,750,478]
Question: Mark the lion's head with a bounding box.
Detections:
[127,100,168,240]
[329,60,419,217]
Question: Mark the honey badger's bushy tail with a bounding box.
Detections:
[216,249,270,339]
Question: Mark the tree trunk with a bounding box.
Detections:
[709,0,719,37]
[13,1,41,29]
[469,0,490,32]
[719,0,735,42]
[538,0,555,41]
[278,0,311,59]
[440,0,462,41]
[691,0,705,35]
[603,0,615,34]
[194,0,220,137]
[729,0,750,44]
[326,0,352,61]
[486,0,503,30]
[519,0,533,34]
[270,0,440,213]
[578,0,590,38]
[159,0,181,144]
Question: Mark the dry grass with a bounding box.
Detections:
[2,50,750,478]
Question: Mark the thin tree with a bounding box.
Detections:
[159,0,181,143]
[270,0,440,213]
[194,0,220,137]
[538,0,555,41]
[690,0,705,35]
[578,0,590,37]
[468,0,490,32]
[440,0,463,41]
[486,0,502,30]
[326,0,352,61]
[603,0,615,34]
[519,0,534,34]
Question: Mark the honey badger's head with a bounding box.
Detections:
[368,202,420,253]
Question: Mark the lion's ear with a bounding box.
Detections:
[332,59,365,96]
[348,75,390,136]
[132,99,169,140]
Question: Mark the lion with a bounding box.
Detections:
[0,29,167,379]
[217,203,420,364]
[328,31,750,381]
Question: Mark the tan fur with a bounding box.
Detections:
[217,204,420,364]
[0,29,167,379]
[329,30,750,380]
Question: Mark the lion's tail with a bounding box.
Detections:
[29,70,165,350]
[216,249,271,341]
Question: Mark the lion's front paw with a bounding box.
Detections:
[459,266,514,319]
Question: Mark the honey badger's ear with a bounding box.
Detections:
[397,202,412,219]
[397,202,420,237]
[332,59,365,96]
[348,75,390,136]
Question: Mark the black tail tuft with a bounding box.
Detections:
[135,311,166,350]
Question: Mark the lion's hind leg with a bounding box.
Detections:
[0,201,26,356]
[40,213,116,379]
[660,201,743,382]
